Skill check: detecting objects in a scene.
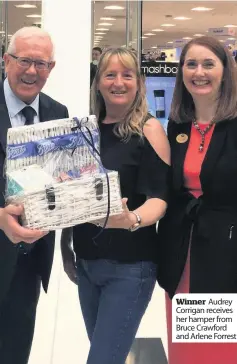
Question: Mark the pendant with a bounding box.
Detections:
[199,145,204,152]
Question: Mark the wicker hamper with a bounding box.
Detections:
[5,116,123,230]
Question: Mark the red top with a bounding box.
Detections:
[184,122,215,198]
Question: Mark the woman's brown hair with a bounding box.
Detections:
[170,36,237,123]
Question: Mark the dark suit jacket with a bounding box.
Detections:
[157,118,237,298]
[0,82,69,305]
[90,62,97,87]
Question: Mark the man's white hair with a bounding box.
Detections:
[7,26,55,61]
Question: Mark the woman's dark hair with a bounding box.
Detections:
[170,36,237,123]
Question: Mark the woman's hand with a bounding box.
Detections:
[92,198,137,230]
[0,204,48,244]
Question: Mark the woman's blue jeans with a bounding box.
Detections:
[76,259,156,364]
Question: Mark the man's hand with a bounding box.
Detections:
[0,204,48,244]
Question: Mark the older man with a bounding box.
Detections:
[0,26,68,364]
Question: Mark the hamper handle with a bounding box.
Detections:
[95,177,103,201]
[45,185,56,210]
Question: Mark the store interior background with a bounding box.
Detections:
[1,1,237,68]
[0,1,237,363]
[92,1,237,60]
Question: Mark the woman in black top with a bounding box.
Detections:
[61,48,170,364]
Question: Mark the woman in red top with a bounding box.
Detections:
[157,36,237,363]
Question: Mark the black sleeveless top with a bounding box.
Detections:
[73,114,170,262]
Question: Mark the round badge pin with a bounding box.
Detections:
[176,133,188,143]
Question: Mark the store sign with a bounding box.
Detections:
[144,61,178,132]
[208,27,235,36]
[141,62,178,77]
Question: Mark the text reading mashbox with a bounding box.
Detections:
[172,294,237,342]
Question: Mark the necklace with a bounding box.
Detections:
[192,119,214,152]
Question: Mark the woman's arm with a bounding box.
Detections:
[97,118,171,230]
[143,117,170,166]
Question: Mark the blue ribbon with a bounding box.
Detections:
[7,130,100,160]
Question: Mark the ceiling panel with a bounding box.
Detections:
[1,1,42,38]
[93,1,237,50]
[1,1,237,53]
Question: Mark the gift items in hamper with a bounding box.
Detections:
[5,116,123,230]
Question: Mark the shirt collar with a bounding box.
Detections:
[4,78,39,118]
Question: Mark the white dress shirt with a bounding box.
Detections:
[4,78,40,127]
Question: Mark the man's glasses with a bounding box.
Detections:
[9,54,52,70]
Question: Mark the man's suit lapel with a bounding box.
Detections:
[0,86,58,153]
[39,93,56,122]
[200,120,227,192]
[0,83,11,153]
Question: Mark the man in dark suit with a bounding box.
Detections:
[0,26,69,364]
[90,47,102,87]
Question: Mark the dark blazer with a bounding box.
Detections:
[90,62,97,87]
[157,118,237,298]
[0,82,69,305]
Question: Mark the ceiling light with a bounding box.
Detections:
[183,37,192,40]
[100,17,116,21]
[15,3,37,8]
[142,36,148,39]
[0,31,4,34]
[161,24,176,27]
[104,5,124,10]
[98,23,112,26]
[152,29,164,32]
[26,14,41,18]
[144,33,155,36]
[194,34,204,36]
[191,7,213,11]
[224,25,237,28]
[228,37,236,40]
[174,17,191,20]
[96,28,109,31]
[167,41,174,44]
[95,32,106,35]
[151,46,157,49]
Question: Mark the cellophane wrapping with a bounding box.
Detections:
[5,116,122,230]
